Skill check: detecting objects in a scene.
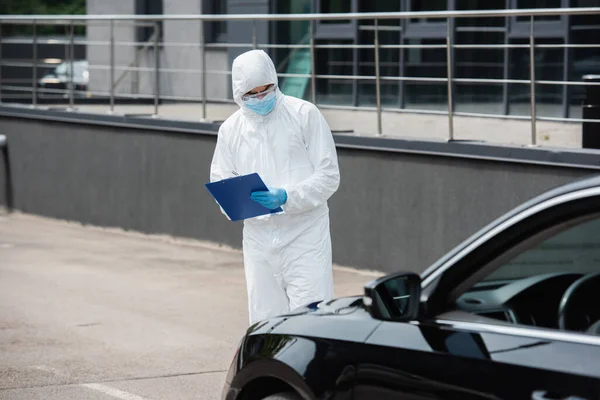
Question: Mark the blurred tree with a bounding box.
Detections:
[0,0,86,36]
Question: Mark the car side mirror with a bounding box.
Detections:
[363,272,421,322]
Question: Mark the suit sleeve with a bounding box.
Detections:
[209,128,236,219]
[281,104,340,214]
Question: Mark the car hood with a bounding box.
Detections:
[246,296,382,343]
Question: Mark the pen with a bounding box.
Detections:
[232,171,239,176]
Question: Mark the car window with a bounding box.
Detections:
[484,217,600,281]
[454,214,600,336]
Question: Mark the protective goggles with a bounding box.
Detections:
[241,84,277,102]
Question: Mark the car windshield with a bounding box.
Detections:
[55,63,69,75]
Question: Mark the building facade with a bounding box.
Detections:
[87,0,600,119]
[86,0,229,103]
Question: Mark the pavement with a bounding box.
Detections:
[0,212,382,400]
[70,102,583,149]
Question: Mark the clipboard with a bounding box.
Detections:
[205,173,283,221]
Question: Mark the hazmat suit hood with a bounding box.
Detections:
[231,50,279,109]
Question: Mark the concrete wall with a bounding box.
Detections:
[0,107,598,274]
[331,149,591,272]
[86,0,229,101]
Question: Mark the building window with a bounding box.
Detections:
[454,31,505,115]
[571,0,600,27]
[315,40,355,106]
[509,0,567,38]
[569,28,600,116]
[203,0,227,43]
[455,0,505,28]
[320,0,352,24]
[136,0,163,44]
[409,0,448,24]
[404,38,448,110]
[516,0,562,21]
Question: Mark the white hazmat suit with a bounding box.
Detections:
[210,50,340,325]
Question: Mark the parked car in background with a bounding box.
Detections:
[38,60,89,96]
[223,175,600,400]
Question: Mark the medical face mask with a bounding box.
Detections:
[242,86,277,116]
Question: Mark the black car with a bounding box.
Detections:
[222,175,600,400]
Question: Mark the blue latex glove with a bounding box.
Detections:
[250,188,287,210]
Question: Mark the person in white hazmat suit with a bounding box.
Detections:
[210,49,340,325]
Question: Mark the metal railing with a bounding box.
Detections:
[0,7,600,145]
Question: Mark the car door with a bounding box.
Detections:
[354,188,600,399]
[359,319,600,399]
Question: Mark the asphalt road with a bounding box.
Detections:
[0,212,381,400]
